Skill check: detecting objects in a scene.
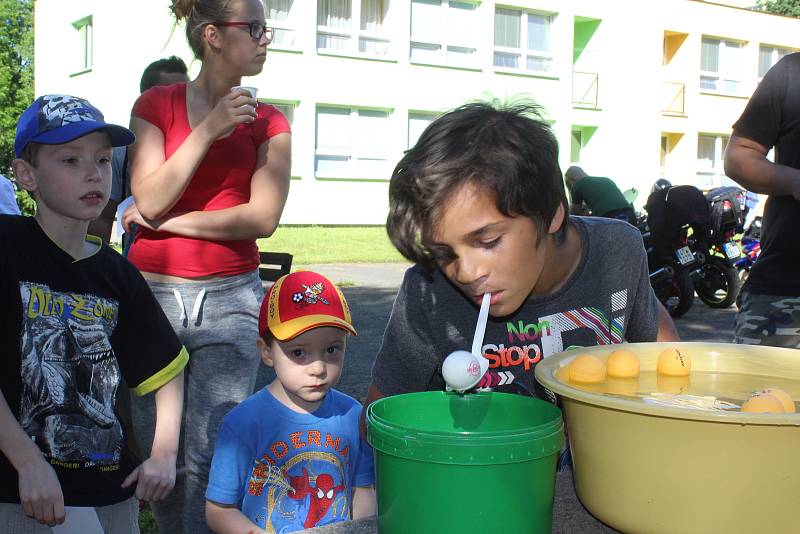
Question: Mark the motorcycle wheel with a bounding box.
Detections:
[652,259,694,318]
[696,255,741,308]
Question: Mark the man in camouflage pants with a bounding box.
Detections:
[725,53,800,348]
[733,295,800,347]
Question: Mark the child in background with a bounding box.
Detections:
[0,95,186,532]
[363,100,678,415]
[205,271,375,533]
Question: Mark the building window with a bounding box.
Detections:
[758,45,792,78]
[265,101,296,125]
[407,112,437,149]
[317,0,390,56]
[315,106,391,179]
[410,0,479,68]
[697,134,729,188]
[265,0,298,48]
[72,16,93,72]
[493,8,553,73]
[700,37,743,94]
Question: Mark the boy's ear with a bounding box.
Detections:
[257,337,275,368]
[547,203,566,234]
[12,159,38,194]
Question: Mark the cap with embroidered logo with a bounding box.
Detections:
[15,94,135,158]
[259,271,357,341]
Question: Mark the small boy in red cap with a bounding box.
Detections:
[205,271,375,533]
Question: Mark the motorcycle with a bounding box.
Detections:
[734,217,762,283]
[693,187,744,308]
[636,205,697,319]
[643,228,697,317]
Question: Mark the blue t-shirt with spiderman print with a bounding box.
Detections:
[206,387,374,532]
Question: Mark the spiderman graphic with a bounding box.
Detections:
[287,467,345,528]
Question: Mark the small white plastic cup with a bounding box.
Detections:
[232,85,258,114]
[232,85,258,99]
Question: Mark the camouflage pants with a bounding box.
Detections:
[733,289,800,348]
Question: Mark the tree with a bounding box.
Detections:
[757,0,800,17]
[0,0,34,213]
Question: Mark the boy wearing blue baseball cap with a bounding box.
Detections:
[0,94,187,532]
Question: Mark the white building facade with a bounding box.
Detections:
[34,0,800,224]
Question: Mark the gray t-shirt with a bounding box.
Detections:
[372,216,659,397]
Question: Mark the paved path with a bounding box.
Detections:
[256,263,738,402]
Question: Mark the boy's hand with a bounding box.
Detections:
[121,453,177,502]
[18,457,65,526]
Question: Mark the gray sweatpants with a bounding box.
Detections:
[130,271,264,534]
[0,498,139,534]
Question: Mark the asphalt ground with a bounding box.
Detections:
[254,263,738,402]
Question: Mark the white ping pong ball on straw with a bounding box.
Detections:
[442,350,483,392]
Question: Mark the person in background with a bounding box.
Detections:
[565,165,636,225]
[205,271,375,533]
[88,55,190,245]
[742,190,761,233]
[0,175,21,215]
[122,1,292,532]
[0,94,186,533]
[724,52,800,349]
[139,55,191,94]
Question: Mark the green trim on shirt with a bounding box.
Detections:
[132,346,189,396]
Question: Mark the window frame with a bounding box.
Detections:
[699,36,745,96]
[407,111,439,149]
[264,0,300,51]
[409,0,481,70]
[758,44,793,79]
[316,0,393,60]
[314,105,393,180]
[696,133,730,189]
[492,7,555,76]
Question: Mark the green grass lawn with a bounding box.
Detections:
[139,506,158,534]
[257,225,405,264]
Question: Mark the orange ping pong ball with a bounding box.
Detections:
[741,393,785,414]
[657,348,691,377]
[568,354,606,384]
[760,388,795,413]
[606,349,640,378]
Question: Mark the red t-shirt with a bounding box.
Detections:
[128,83,291,277]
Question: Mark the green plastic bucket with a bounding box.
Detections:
[366,391,563,534]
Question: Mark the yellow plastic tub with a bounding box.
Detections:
[535,342,800,534]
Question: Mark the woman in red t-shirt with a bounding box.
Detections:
[122,1,291,532]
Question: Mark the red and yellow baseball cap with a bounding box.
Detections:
[259,271,357,341]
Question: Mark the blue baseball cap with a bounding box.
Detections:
[14,94,135,158]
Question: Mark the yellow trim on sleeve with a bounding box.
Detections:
[132,346,189,396]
